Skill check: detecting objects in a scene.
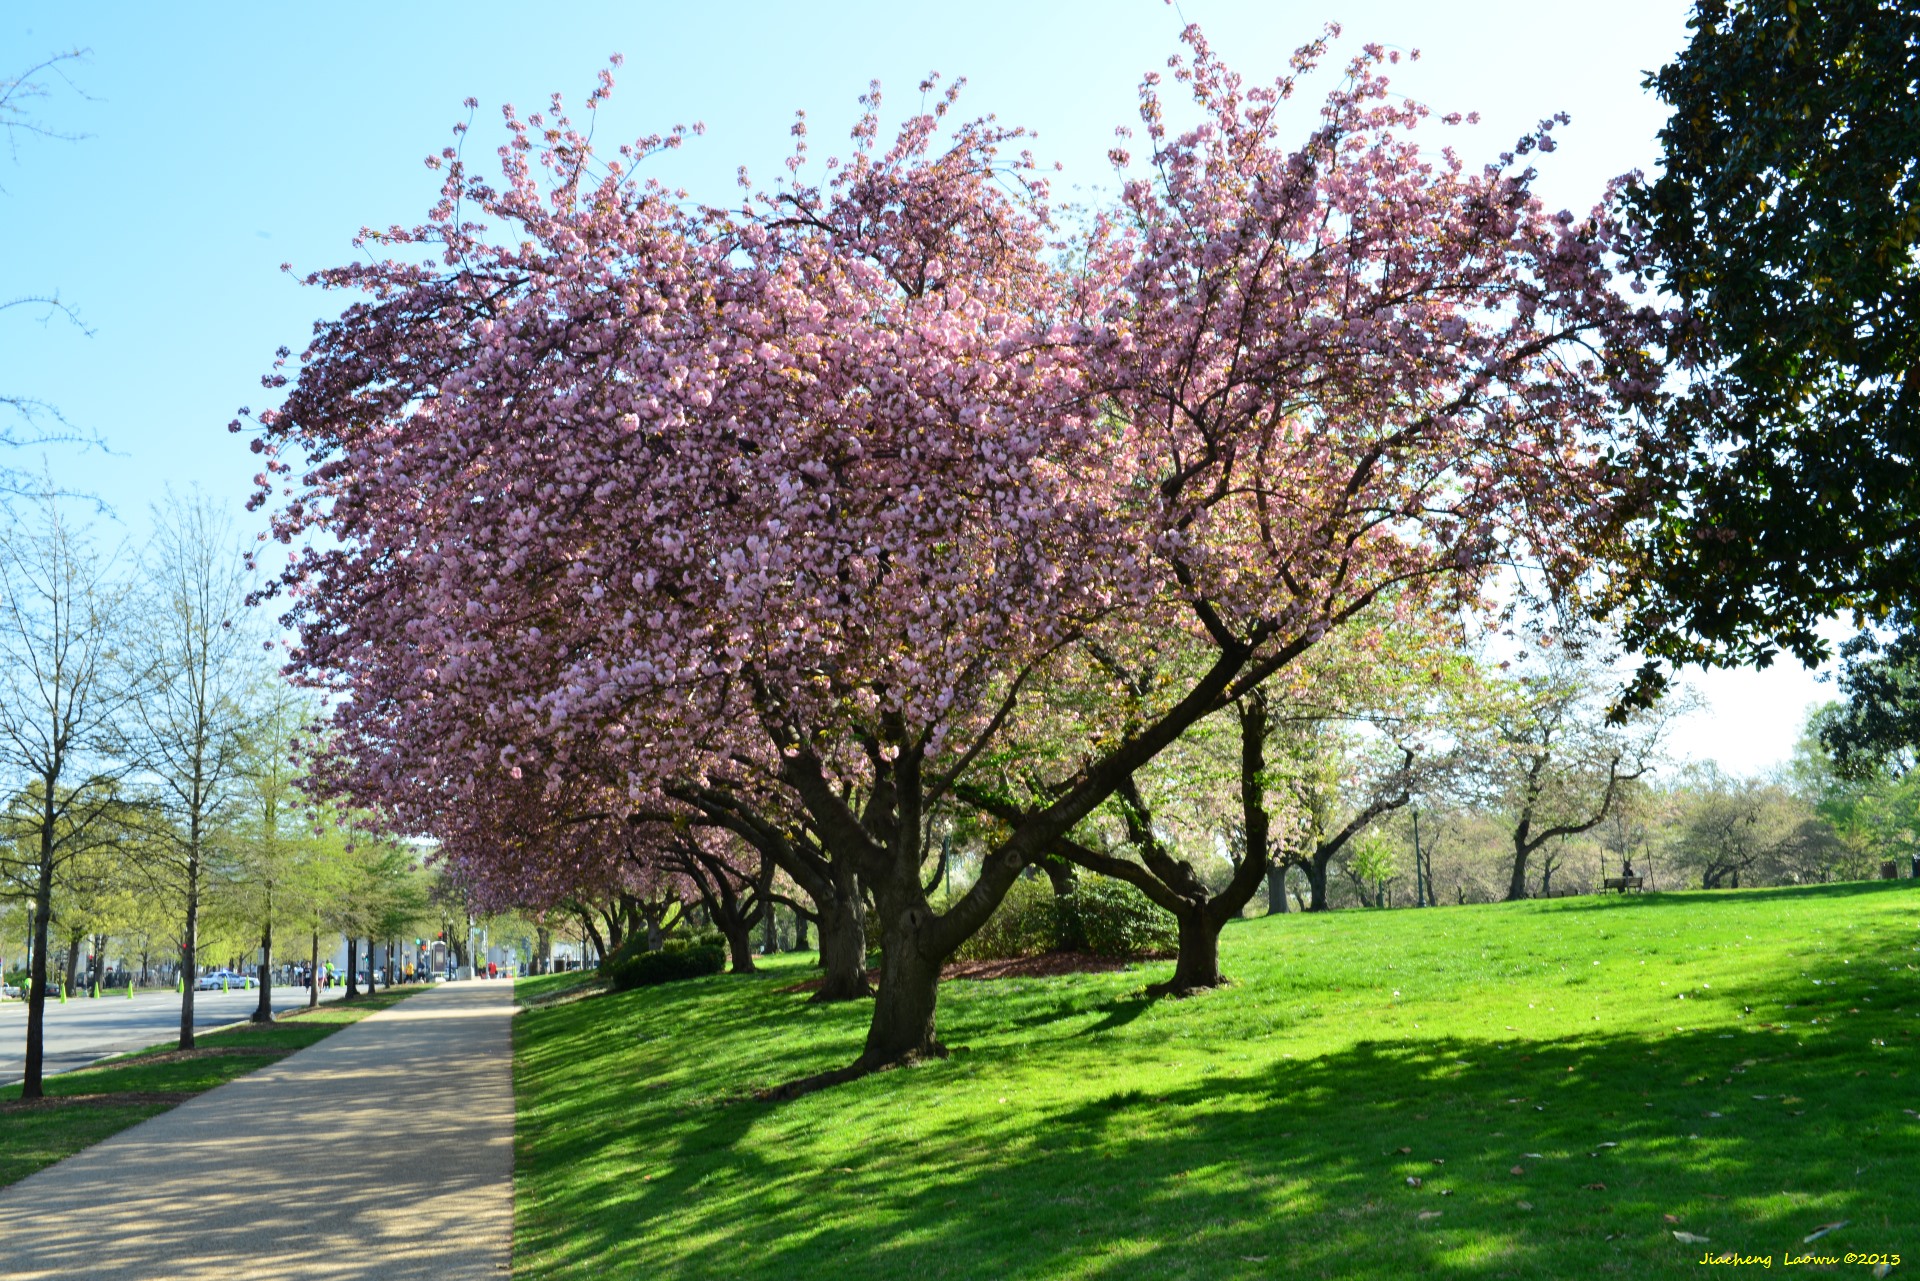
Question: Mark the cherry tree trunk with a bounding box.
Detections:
[810,892,872,1003]
[721,919,757,974]
[1040,857,1076,898]
[1505,844,1531,902]
[1148,909,1224,997]
[859,891,945,1069]
[1266,864,1289,915]
[1305,858,1331,912]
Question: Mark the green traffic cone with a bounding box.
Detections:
[58,983,66,1004]
[91,981,98,999]
[176,974,183,994]
[126,980,133,999]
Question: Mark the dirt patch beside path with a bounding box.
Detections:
[0,1092,194,1114]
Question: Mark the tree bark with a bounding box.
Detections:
[1506,834,1532,901]
[1149,909,1224,996]
[345,938,360,999]
[1039,856,1077,899]
[1305,856,1331,911]
[252,910,274,1024]
[794,908,809,952]
[21,878,53,1099]
[308,930,320,1009]
[1267,863,1289,914]
[579,912,610,960]
[722,918,757,974]
[810,886,872,1002]
[859,882,945,1068]
[179,852,200,1049]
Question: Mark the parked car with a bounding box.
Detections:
[195,970,257,991]
[1,982,21,1000]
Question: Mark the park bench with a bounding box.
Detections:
[1600,875,1644,893]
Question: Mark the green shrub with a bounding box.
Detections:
[603,932,727,991]
[1059,875,1178,958]
[856,870,1177,965]
[950,875,1064,962]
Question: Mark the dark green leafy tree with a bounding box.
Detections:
[1819,617,1920,776]
[1618,0,1920,692]
[1795,703,1920,874]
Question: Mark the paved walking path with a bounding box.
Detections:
[0,978,515,1280]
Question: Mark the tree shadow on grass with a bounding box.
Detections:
[515,912,1920,1281]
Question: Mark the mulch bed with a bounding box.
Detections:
[0,1091,195,1114]
[779,951,1163,994]
[946,952,1164,981]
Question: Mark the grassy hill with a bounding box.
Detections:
[513,881,1918,1279]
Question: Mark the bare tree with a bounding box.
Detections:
[231,682,314,1023]
[1489,655,1667,901]
[128,493,263,1049]
[1,50,101,468]
[0,50,92,164]
[0,492,138,1098]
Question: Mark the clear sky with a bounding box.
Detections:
[0,0,1831,774]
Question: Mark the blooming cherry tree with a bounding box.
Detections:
[251,28,1667,1086]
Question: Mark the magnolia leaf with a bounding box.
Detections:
[1418,1210,1443,1221]
[1585,1182,1608,1191]
[1510,1165,1526,1176]
[1673,1231,1711,1245]
[1516,1200,1534,1211]
[1405,1176,1423,1188]
[1803,1220,1850,1243]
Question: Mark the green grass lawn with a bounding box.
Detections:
[514,882,1919,1279]
[0,986,419,1189]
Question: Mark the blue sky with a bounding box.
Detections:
[0,0,1827,771]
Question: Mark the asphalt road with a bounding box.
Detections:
[0,979,514,1280]
[0,983,351,1086]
